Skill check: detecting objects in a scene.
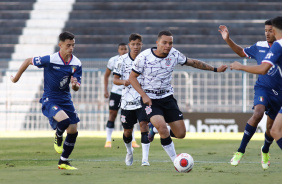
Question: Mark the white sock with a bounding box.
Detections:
[125,142,133,154]
[60,156,68,161]
[141,143,150,162]
[162,141,177,162]
[106,127,114,142]
[132,128,136,141]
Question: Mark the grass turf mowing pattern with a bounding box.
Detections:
[0,137,281,184]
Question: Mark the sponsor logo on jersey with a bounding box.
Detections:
[52,106,58,110]
[53,66,60,70]
[259,50,266,53]
[145,106,152,115]
[259,96,264,102]
[60,76,69,89]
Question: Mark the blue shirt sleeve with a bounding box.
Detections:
[73,65,82,85]
[32,55,50,68]
[243,43,257,59]
[263,42,282,66]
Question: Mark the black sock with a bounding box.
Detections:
[262,132,274,153]
[160,136,172,146]
[123,133,132,144]
[56,118,71,136]
[141,132,149,144]
[62,132,78,159]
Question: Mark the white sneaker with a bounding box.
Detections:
[125,148,134,166]
[141,161,150,166]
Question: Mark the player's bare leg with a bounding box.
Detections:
[270,113,282,149]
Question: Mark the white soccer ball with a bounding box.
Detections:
[174,153,194,173]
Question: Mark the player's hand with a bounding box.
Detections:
[217,65,228,72]
[230,61,242,70]
[218,25,229,41]
[104,91,109,98]
[142,94,152,106]
[10,75,18,83]
[124,80,130,86]
[71,76,77,85]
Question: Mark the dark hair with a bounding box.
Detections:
[265,19,272,26]
[118,43,127,47]
[271,16,282,30]
[129,33,142,42]
[59,31,75,42]
[158,30,173,39]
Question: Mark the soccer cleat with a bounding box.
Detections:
[132,141,140,148]
[230,152,244,166]
[54,133,63,154]
[58,159,77,170]
[148,122,155,142]
[125,148,134,166]
[261,146,270,170]
[104,141,112,148]
[141,161,150,166]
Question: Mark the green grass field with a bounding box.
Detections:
[0,135,281,184]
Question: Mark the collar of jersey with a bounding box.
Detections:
[151,47,169,58]
[58,51,73,65]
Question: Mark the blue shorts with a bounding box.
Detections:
[40,98,80,130]
[253,85,282,120]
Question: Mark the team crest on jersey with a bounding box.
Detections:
[165,58,171,66]
[259,96,264,102]
[71,66,77,73]
[109,100,114,107]
[145,106,152,115]
[121,115,126,123]
[33,56,41,65]
[52,106,58,110]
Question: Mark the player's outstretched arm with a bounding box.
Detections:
[230,61,272,75]
[10,58,33,83]
[218,25,245,57]
[185,58,227,72]
[129,70,152,106]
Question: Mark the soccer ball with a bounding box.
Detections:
[174,153,194,173]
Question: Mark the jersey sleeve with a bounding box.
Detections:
[177,51,187,65]
[262,42,282,66]
[73,65,82,86]
[32,55,50,68]
[132,54,145,74]
[113,56,123,77]
[243,43,257,59]
[107,57,115,71]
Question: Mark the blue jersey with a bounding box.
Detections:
[244,41,282,91]
[32,52,82,104]
[262,39,282,89]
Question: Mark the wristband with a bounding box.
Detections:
[214,68,217,72]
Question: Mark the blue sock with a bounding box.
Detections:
[276,138,282,149]
[56,118,70,136]
[238,123,256,153]
[61,132,78,159]
[262,132,274,153]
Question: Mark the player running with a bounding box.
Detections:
[219,20,278,169]
[11,31,81,170]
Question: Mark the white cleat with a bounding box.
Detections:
[125,148,134,166]
[141,161,150,166]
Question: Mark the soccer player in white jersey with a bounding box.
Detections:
[113,33,150,166]
[129,30,227,163]
[231,16,282,151]
[219,20,279,169]
[104,43,140,148]
[11,31,82,170]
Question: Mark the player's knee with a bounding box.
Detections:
[139,121,148,132]
[252,111,264,121]
[175,130,186,139]
[106,121,115,128]
[270,128,279,139]
[123,133,132,144]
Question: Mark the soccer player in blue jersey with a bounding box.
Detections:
[230,16,282,166]
[11,31,82,170]
[219,20,278,169]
